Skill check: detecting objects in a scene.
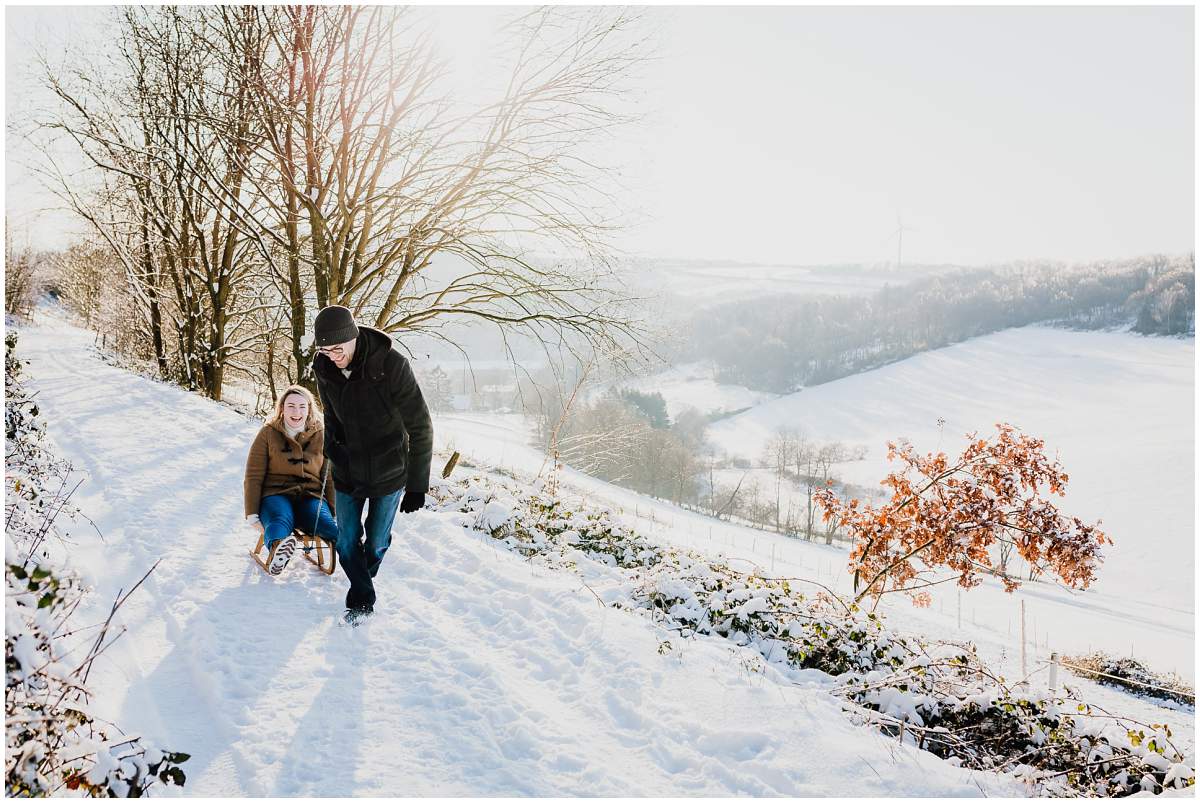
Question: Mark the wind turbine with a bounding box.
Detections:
[886,213,917,272]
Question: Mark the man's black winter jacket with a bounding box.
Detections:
[314,325,434,499]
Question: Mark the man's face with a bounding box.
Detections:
[318,337,357,370]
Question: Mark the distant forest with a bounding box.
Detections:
[679,254,1195,394]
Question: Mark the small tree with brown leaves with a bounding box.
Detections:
[815,422,1110,607]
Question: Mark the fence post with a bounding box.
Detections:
[1020,599,1029,691]
[1048,651,1058,693]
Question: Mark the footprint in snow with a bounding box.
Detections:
[693,730,771,761]
[603,690,644,730]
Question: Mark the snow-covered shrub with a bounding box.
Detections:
[5,331,188,796]
[433,474,666,571]
[5,333,77,565]
[430,467,1194,797]
[1061,652,1194,708]
[6,560,190,796]
[633,554,907,674]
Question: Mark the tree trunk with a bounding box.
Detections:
[139,197,168,377]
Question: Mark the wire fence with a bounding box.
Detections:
[1050,656,1195,702]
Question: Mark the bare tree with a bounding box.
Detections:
[4,227,42,318]
[27,5,654,404]
[30,7,271,398]
[46,242,111,328]
[814,441,867,544]
[762,427,799,532]
[243,6,653,385]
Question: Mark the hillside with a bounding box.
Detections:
[706,325,1195,611]
[12,310,1044,796]
[432,326,1194,678]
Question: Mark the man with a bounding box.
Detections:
[312,305,434,622]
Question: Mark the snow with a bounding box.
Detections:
[866,687,926,726]
[9,633,39,682]
[477,498,516,531]
[12,311,1031,796]
[598,361,779,418]
[696,325,1195,673]
[437,467,1192,685]
[629,260,938,308]
[707,325,1195,608]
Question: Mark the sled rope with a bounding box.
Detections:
[312,461,331,537]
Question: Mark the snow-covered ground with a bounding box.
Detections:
[13,311,1038,797]
[706,325,1195,608]
[597,361,779,419]
[627,260,947,308]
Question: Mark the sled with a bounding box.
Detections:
[250,530,337,576]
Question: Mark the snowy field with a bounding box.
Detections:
[706,325,1195,608]
[597,361,779,418]
[15,311,1042,797]
[627,260,950,308]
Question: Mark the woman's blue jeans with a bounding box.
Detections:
[259,493,339,550]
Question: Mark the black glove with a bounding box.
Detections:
[399,491,425,514]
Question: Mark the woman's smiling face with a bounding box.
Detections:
[282,393,309,430]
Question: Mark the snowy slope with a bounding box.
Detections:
[13,311,1027,797]
[628,260,940,307]
[704,325,1195,608]
[436,399,1195,680]
[433,413,1196,757]
[598,361,779,418]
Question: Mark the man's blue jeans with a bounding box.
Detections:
[260,494,339,550]
[334,489,402,609]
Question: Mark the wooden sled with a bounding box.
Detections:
[250,530,337,576]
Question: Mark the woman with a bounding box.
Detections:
[244,385,339,575]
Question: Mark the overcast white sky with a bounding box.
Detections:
[5,4,1195,267]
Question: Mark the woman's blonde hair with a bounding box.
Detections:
[268,384,323,429]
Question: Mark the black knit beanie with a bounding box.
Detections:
[314,305,359,347]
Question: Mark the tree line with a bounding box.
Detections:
[526,382,869,543]
[678,254,1195,393]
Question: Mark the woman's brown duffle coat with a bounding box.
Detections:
[243,419,336,518]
